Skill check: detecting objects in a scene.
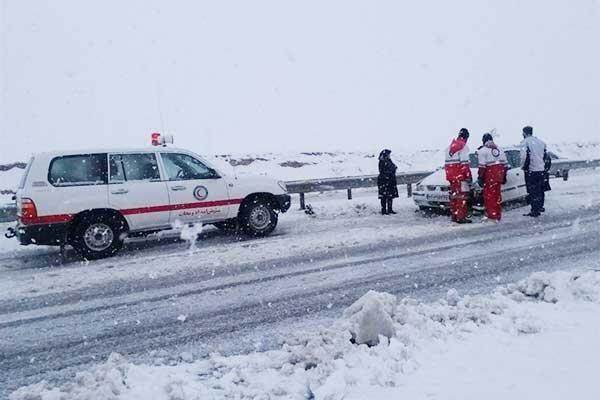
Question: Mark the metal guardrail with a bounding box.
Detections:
[0,159,598,221]
[286,171,433,209]
[548,159,600,179]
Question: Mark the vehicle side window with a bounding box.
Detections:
[109,153,160,183]
[161,153,218,181]
[506,150,521,169]
[48,154,107,186]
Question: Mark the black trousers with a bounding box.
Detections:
[525,171,545,214]
[380,197,394,213]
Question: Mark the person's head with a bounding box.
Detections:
[482,133,494,144]
[522,125,533,138]
[458,128,470,141]
[379,149,391,160]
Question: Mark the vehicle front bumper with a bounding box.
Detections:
[9,222,67,246]
[413,191,483,210]
[413,192,450,209]
[275,194,292,213]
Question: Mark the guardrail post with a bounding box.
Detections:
[299,193,306,210]
[406,183,413,197]
[563,169,569,181]
[347,188,352,200]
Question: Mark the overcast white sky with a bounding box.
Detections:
[1,0,599,162]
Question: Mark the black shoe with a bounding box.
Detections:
[540,208,546,213]
[523,212,540,217]
[388,210,397,214]
[456,219,473,224]
[381,209,388,215]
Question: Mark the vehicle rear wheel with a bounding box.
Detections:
[70,214,126,260]
[239,199,278,237]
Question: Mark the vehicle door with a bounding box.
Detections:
[108,152,171,230]
[502,150,527,202]
[159,152,231,224]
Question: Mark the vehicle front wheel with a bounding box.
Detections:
[70,214,126,260]
[239,199,278,237]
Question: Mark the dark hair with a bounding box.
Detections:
[482,133,493,143]
[523,126,533,136]
[458,128,470,140]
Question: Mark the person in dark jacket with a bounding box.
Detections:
[377,149,399,215]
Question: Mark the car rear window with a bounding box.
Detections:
[48,154,108,186]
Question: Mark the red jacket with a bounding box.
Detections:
[445,138,472,182]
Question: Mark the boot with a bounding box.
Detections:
[380,198,388,215]
[387,199,396,214]
[456,219,473,224]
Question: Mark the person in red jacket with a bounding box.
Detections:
[445,128,473,223]
[476,133,508,221]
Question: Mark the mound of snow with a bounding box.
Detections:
[10,269,600,400]
[338,290,396,346]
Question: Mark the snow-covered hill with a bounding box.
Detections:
[1,142,599,204]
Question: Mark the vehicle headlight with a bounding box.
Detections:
[278,181,288,192]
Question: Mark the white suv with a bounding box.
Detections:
[7,147,291,259]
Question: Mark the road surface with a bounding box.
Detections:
[1,171,599,398]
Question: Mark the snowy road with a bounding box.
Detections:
[1,170,599,398]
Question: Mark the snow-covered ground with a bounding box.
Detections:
[1,168,599,399]
[11,269,600,400]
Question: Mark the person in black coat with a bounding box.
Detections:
[377,149,399,215]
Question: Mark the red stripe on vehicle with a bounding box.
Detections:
[22,199,243,225]
[120,198,243,216]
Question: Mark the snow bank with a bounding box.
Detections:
[338,290,397,346]
[10,269,600,400]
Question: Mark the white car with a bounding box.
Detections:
[6,142,291,259]
[413,148,534,211]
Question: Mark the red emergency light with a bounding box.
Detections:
[151,132,161,146]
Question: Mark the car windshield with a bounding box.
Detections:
[469,149,521,169]
[505,150,521,168]
[469,153,479,168]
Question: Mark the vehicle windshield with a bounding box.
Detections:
[505,150,521,168]
[469,153,478,168]
[469,150,521,169]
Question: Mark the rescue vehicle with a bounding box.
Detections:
[5,134,291,259]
